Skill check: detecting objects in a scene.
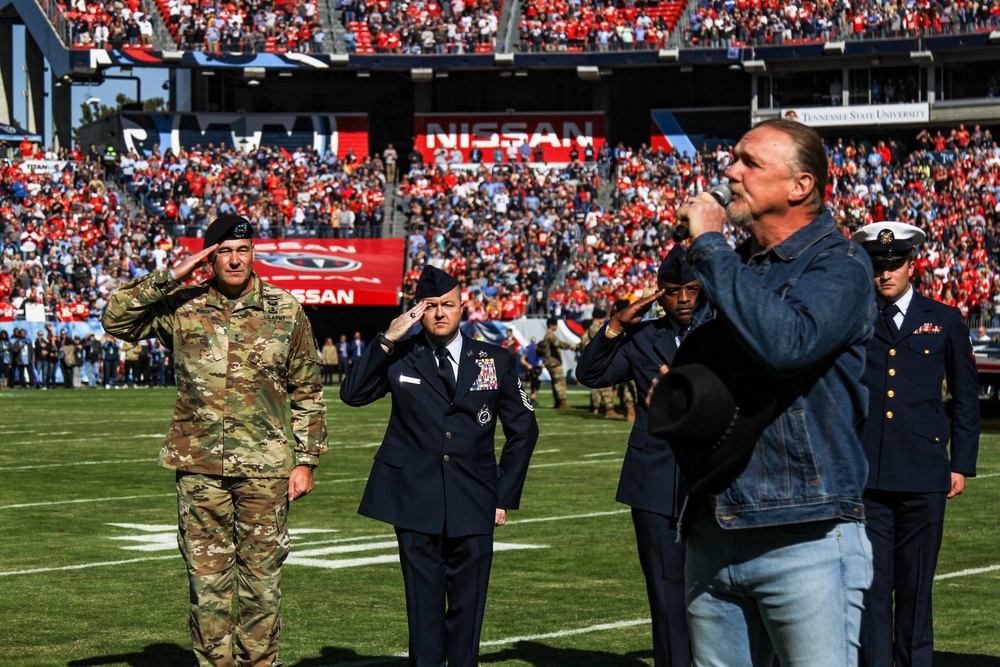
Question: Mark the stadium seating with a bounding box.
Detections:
[3,125,1000,326]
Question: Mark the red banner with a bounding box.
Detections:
[177,238,405,306]
[414,112,605,163]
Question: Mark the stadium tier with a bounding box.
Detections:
[3,126,999,328]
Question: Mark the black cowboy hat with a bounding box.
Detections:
[648,319,784,495]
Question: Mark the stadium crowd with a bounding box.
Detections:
[685,0,1000,48]
[394,124,1000,326]
[57,0,1000,54]
[517,0,683,52]
[340,0,500,55]
[3,121,1000,389]
[64,0,325,52]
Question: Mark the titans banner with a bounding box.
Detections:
[121,112,369,158]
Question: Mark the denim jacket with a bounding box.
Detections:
[686,211,875,529]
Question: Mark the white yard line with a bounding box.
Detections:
[935,564,1000,580]
[331,619,653,666]
[508,509,630,525]
[0,459,154,471]
[530,459,621,469]
[0,555,177,577]
[0,493,174,510]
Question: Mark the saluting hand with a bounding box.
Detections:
[608,289,665,334]
[171,244,219,282]
[384,301,430,345]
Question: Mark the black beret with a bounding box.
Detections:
[204,215,254,250]
[658,245,697,285]
[414,265,460,300]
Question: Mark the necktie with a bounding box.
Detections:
[882,303,900,337]
[435,347,456,399]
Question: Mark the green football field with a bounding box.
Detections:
[1,387,998,666]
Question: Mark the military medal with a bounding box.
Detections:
[471,358,498,391]
[476,405,493,427]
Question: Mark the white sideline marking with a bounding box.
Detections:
[975,473,1000,479]
[106,525,343,552]
[531,459,621,469]
[5,434,164,444]
[583,451,619,457]
[288,542,544,570]
[331,618,653,666]
[935,564,1000,580]
[0,555,177,577]
[291,534,395,549]
[0,458,153,471]
[0,493,174,510]
[509,509,630,525]
[532,449,561,454]
[482,617,651,646]
[0,456,618,509]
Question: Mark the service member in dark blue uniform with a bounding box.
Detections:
[340,265,538,667]
[853,221,980,667]
[575,246,708,667]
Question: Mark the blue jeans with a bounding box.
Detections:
[686,513,873,667]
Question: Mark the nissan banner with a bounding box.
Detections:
[177,238,405,306]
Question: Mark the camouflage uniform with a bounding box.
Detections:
[579,321,615,413]
[541,329,574,407]
[103,268,328,667]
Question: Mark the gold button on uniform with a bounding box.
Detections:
[886,411,894,419]
[889,349,896,356]
[924,349,930,355]
[887,390,894,397]
[889,369,896,376]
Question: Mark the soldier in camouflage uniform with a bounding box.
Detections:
[577,305,621,418]
[541,316,577,409]
[102,215,328,667]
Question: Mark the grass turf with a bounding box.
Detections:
[0,387,997,666]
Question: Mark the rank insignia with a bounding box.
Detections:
[476,405,493,427]
[479,350,489,358]
[470,358,499,391]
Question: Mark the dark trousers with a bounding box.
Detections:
[632,508,690,667]
[860,489,946,667]
[395,528,493,667]
[103,359,118,386]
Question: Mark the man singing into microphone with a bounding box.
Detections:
[672,118,875,666]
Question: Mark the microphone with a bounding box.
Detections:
[672,184,732,242]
